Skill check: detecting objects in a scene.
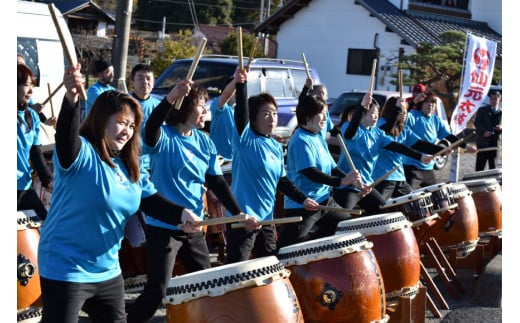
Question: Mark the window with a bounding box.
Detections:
[346,49,378,75]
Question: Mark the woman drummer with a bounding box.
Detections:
[374,97,446,200]
[37,64,200,322]
[333,93,434,214]
[225,68,319,264]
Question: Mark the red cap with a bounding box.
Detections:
[413,84,426,92]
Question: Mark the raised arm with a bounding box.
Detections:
[55,63,84,168]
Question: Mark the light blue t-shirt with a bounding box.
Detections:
[38,137,157,283]
[144,126,222,229]
[209,98,238,161]
[229,127,285,221]
[404,109,451,170]
[85,81,116,116]
[134,94,161,171]
[373,121,422,181]
[285,127,336,209]
[17,108,42,190]
[337,121,394,184]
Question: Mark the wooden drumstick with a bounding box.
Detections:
[47,83,56,119]
[368,58,377,94]
[231,216,303,229]
[42,82,63,106]
[301,52,312,80]
[433,132,475,158]
[177,212,247,229]
[237,27,243,70]
[48,3,87,101]
[246,36,258,70]
[476,147,499,153]
[174,37,207,110]
[317,205,363,216]
[368,165,400,189]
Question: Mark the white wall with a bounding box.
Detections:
[470,0,502,35]
[274,0,415,98]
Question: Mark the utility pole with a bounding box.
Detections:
[112,0,133,92]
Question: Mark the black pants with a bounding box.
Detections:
[17,189,47,220]
[126,225,211,323]
[225,222,277,264]
[475,150,498,171]
[375,180,413,200]
[40,275,126,323]
[332,186,387,215]
[277,197,351,250]
[404,165,437,189]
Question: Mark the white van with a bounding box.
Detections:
[17,0,68,149]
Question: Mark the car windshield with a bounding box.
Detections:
[329,92,387,115]
[154,61,237,96]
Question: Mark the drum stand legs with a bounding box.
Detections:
[387,285,427,323]
[418,236,466,318]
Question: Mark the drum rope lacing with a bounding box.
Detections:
[166,262,285,295]
[17,306,43,321]
[336,215,408,232]
[276,235,367,260]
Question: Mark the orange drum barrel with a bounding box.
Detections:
[277,232,389,323]
[17,210,43,322]
[336,212,421,307]
[164,256,304,323]
[428,183,479,257]
[460,178,502,235]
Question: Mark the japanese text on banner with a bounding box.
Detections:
[450,34,497,135]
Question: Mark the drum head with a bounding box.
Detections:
[277,232,371,266]
[164,256,287,305]
[382,191,432,208]
[459,178,500,193]
[414,182,452,194]
[336,212,411,236]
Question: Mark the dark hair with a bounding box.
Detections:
[247,93,278,129]
[417,91,437,110]
[17,64,36,130]
[489,91,501,99]
[131,63,155,80]
[80,91,143,182]
[93,58,112,74]
[165,84,208,125]
[296,95,327,125]
[339,104,357,126]
[380,97,405,136]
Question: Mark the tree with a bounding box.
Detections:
[219,30,264,58]
[150,29,211,76]
[398,30,501,114]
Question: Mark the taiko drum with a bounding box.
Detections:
[429,183,479,257]
[460,178,502,234]
[336,212,421,306]
[17,210,44,323]
[277,232,389,323]
[164,256,304,323]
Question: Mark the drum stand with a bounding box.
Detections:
[386,285,427,323]
[412,218,465,319]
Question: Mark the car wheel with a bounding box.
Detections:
[434,155,448,170]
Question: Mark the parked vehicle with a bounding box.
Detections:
[151,55,321,145]
[326,89,450,169]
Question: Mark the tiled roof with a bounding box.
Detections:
[35,0,115,22]
[255,0,501,56]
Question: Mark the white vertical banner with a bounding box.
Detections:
[450,34,497,135]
